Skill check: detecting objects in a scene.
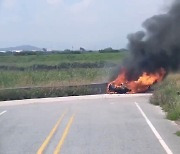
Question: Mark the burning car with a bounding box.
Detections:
[107,68,166,94]
[108,82,131,94]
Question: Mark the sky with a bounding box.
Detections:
[0,0,171,50]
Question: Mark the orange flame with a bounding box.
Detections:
[108,68,166,94]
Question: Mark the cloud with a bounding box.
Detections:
[69,0,93,13]
[46,0,63,5]
[2,0,16,9]
[46,0,93,11]
[0,0,166,50]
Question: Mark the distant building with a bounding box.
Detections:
[0,50,6,53]
[12,50,22,53]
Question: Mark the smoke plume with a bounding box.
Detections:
[123,0,180,80]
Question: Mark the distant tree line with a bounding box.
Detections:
[99,47,128,53]
[0,48,128,56]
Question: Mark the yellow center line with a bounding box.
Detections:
[53,114,75,154]
[37,111,67,154]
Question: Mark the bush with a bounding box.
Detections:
[176,131,180,136]
[150,74,180,120]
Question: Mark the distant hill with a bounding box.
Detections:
[0,45,42,51]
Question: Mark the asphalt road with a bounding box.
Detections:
[0,94,180,154]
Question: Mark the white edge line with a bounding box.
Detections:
[135,102,173,154]
[0,94,152,107]
[0,110,7,116]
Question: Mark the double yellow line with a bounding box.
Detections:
[37,111,75,154]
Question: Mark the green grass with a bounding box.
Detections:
[0,68,113,89]
[0,52,125,89]
[176,131,180,137]
[0,52,126,67]
[150,73,180,120]
[0,52,126,100]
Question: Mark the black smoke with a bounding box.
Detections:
[123,0,180,80]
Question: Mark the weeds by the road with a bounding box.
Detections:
[176,131,180,136]
[0,52,125,100]
[0,52,126,89]
[0,68,113,89]
[150,73,180,120]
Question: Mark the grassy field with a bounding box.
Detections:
[0,52,126,89]
[150,73,180,121]
[0,68,113,89]
[0,52,125,67]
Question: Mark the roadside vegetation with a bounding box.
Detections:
[176,131,180,136]
[0,51,126,100]
[0,52,126,88]
[0,68,113,88]
[0,52,125,67]
[150,73,180,121]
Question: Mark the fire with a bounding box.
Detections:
[107,68,166,94]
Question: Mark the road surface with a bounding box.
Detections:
[0,94,180,154]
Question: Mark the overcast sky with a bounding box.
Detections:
[0,0,171,50]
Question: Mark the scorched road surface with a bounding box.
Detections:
[0,94,180,154]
